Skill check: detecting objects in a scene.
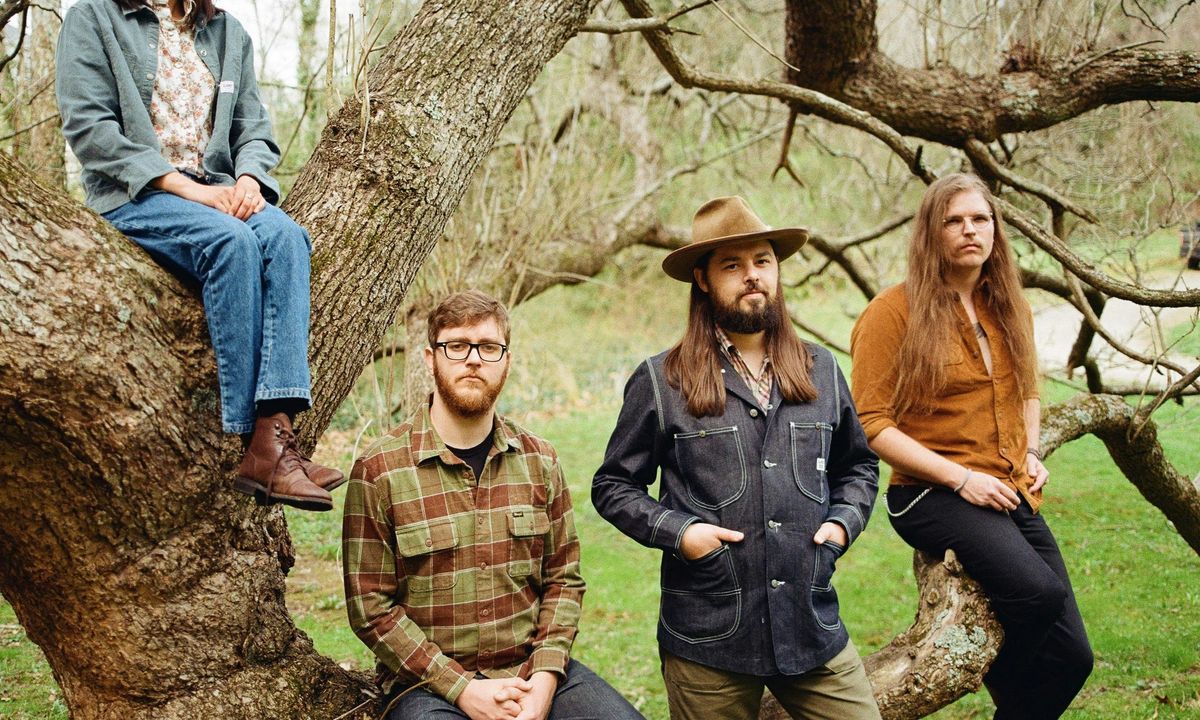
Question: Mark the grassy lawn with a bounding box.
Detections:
[3,271,1198,718]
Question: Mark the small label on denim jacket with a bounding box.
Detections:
[816,458,826,472]
[219,80,235,93]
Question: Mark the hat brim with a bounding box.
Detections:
[661,228,809,282]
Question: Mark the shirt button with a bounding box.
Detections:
[425,539,432,547]
[199,49,207,56]
[145,72,154,80]
[147,42,155,49]
[749,408,759,418]
[477,516,484,524]
[481,608,490,616]
[480,562,487,569]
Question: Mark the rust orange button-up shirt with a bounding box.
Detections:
[849,283,1042,511]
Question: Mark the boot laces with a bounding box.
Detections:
[275,426,305,474]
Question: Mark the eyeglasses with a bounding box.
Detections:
[943,213,994,233]
[434,341,508,362]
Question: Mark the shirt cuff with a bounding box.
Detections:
[825,503,866,546]
[527,646,570,678]
[426,661,472,704]
[859,416,897,442]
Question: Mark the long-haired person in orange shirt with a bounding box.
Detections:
[849,174,1092,719]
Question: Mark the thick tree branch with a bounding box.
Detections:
[1041,394,1200,555]
[617,0,933,182]
[783,0,1200,144]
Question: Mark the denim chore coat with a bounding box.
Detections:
[592,344,879,675]
[56,0,281,214]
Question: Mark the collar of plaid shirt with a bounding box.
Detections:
[715,325,773,409]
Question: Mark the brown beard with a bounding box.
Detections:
[710,284,782,335]
[432,360,508,418]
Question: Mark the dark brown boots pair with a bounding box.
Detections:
[234,413,344,511]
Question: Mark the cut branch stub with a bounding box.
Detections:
[759,549,1002,720]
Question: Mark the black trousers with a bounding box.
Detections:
[886,487,1093,720]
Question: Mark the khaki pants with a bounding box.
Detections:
[661,640,881,720]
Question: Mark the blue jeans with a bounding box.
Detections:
[104,192,313,434]
[387,661,644,719]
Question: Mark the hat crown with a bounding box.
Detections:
[691,196,771,245]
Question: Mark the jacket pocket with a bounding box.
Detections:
[673,425,747,509]
[660,544,742,644]
[505,505,549,584]
[395,518,458,593]
[789,422,832,503]
[810,540,844,630]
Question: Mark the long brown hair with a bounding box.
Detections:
[113,0,219,28]
[891,173,1036,418]
[664,269,817,418]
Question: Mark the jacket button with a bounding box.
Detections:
[767,520,780,530]
[698,430,706,437]
[763,459,776,468]
[770,579,784,588]
[749,408,759,418]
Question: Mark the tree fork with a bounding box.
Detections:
[0,0,599,717]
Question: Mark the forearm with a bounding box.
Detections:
[1025,398,1041,452]
[870,426,969,489]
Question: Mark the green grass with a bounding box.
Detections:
[3,268,1199,718]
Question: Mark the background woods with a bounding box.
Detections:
[2,0,1199,718]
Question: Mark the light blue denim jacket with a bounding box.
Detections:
[55,0,281,214]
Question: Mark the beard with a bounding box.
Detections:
[433,362,508,418]
[711,285,782,334]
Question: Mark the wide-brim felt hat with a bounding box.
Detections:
[662,196,809,282]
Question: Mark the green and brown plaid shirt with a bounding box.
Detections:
[342,404,585,702]
[716,326,774,409]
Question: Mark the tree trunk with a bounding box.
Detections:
[0,1,597,717]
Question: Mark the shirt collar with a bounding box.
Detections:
[412,395,521,466]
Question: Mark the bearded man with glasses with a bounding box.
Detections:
[343,290,642,720]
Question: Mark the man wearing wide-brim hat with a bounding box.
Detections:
[593,196,882,719]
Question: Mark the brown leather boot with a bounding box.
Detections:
[234,413,333,512]
[298,455,345,492]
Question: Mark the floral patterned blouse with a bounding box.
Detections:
[149,0,215,175]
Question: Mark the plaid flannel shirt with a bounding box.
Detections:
[716,326,774,410]
[343,404,585,702]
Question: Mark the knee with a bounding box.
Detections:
[202,224,262,275]
[994,574,1068,629]
[257,210,312,258]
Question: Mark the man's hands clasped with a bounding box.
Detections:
[455,671,558,720]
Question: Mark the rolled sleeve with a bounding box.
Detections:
[849,294,906,441]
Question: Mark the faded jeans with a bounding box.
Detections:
[104,192,312,434]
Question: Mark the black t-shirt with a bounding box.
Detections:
[447,431,494,482]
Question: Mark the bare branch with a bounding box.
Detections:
[998,199,1200,307]
[617,0,933,182]
[0,4,28,74]
[964,139,1099,224]
[581,0,710,34]
[789,311,849,356]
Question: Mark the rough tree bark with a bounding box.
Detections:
[783,0,1200,145]
[0,1,598,718]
